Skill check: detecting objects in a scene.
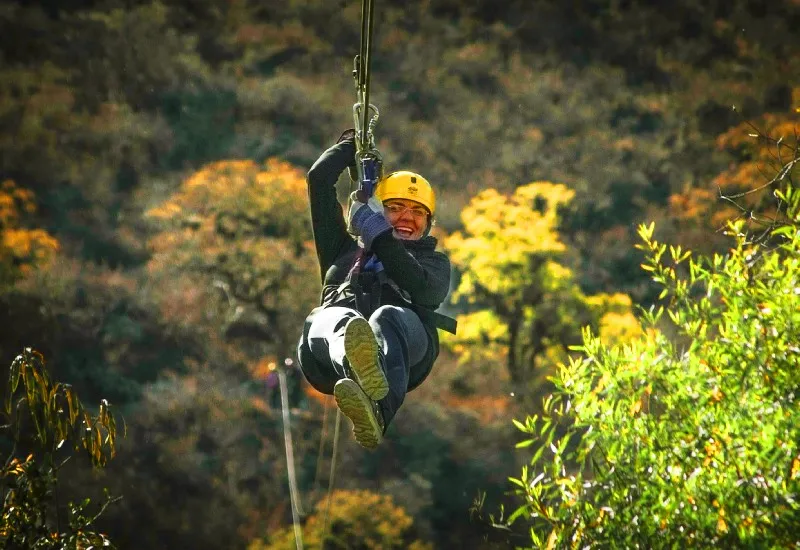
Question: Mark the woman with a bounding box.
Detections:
[297,130,456,449]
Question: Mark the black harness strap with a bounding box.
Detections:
[333,249,458,334]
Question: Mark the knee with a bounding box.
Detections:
[369,305,405,323]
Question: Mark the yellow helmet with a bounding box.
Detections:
[375,171,436,215]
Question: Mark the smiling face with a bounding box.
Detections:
[383,198,430,240]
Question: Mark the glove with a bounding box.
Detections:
[347,192,383,233]
[336,129,359,181]
[337,128,356,144]
[347,192,392,249]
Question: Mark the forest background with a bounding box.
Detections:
[1,0,798,548]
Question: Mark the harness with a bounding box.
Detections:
[328,252,458,335]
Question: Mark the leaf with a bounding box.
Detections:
[9,356,22,395]
[529,445,545,467]
[509,477,525,488]
[717,516,728,533]
[67,390,78,427]
[506,504,529,525]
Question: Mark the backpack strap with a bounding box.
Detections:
[330,248,458,335]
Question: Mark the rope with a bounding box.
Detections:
[320,408,343,545]
[278,364,305,550]
[312,395,331,497]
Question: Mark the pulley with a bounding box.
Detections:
[351,0,382,200]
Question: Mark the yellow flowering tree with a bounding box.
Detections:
[146,158,319,358]
[444,182,640,388]
[250,489,433,550]
[0,180,59,285]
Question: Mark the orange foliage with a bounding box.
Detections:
[668,186,717,221]
[249,357,278,382]
[0,180,59,280]
[146,158,319,350]
[714,111,799,202]
[667,95,799,245]
[303,383,329,407]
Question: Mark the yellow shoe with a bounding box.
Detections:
[333,378,384,450]
[343,317,388,400]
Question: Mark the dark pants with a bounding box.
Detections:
[306,305,428,427]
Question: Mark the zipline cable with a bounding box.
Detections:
[356,0,376,152]
[352,0,381,201]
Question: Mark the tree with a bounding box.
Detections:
[667,86,799,252]
[250,489,433,550]
[506,179,800,547]
[146,158,320,359]
[1,348,121,548]
[0,180,59,286]
[443,182,640,391]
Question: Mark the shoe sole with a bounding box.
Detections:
[344,317,388,400]
[334,379,382,450]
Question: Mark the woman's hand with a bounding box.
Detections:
[347,192,384,236]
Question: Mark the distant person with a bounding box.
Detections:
[297,130,456,449]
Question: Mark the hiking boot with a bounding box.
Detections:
[333,378,385,450]
[343,317,388,400]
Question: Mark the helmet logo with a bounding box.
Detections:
[408,185,418,195]
[411,176,417,183]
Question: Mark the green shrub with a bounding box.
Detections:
[508,186,800,547]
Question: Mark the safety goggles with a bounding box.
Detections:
[383,203,429,220]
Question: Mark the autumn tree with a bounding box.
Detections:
[666,86,799,253]
[0,180,59,287]
[443,182,640,391]
[250,489,433,550]
[146,158,320,360]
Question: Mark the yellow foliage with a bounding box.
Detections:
[586,293,643,345]
[0,180,59,280]
[250,489,432,550]
[444,182,641,383]
[442,310,508,366]
[445,182,574,298]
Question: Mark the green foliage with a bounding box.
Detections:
[507,191,800,547]
[91,366,314,550]
[1,349,121,548]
